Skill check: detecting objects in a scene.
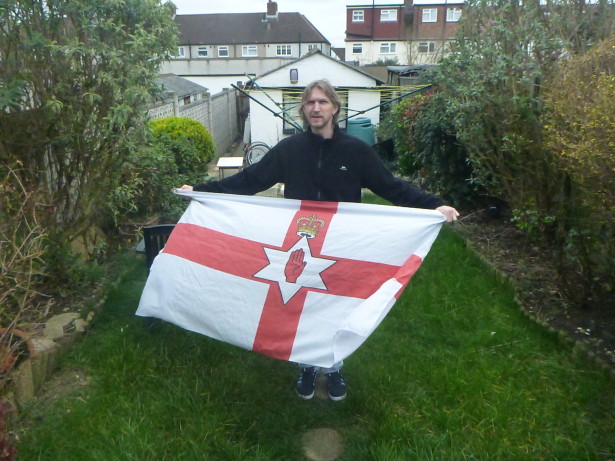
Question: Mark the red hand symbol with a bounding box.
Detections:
[285,248,307,283]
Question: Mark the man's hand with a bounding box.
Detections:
[436,205,459,222]
[173,184,194,200]
[285,249,307,283]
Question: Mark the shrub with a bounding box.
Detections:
[387,90,482,208]
[0,0,178,243]
[150,117,216,169]
[0,165,50,331]
[114,130,213,224]
[542,35,615,306]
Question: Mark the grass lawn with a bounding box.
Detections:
[15,215,615,459]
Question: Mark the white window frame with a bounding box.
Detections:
[307,44,318,52]
[276,44,292,56]
[352,10,364,22]
[380,9,397,22]
[446,7,462,22]
[196,46,208,58]
[218,46,229,58]
[380,42,397,54]
[352,43,363,54]
[422,8,438,23]
[418,41,436,53]
[175,46,185,58]
[242,45,258,57]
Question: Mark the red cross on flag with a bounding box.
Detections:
[136,191,444,368]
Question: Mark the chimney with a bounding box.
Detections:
[266,1,278,19]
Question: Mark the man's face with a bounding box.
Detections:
[303,87,338,133]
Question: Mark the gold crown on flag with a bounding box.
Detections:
[296,215,325,239]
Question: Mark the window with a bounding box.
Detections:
[352,43,363,54]
[422,8,437,23]
[307,44,318,52]
[175,46,185,58]
[218,46,229,57]
[197,46,208,57]
[276,45,292,56]
[380,42,397,54]
[418,41,436,53]
[352,10,364,22]
[380,9,397,22]
[242,45,258,57]
[446,7,462,22]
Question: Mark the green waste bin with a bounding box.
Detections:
[346,117,375,146]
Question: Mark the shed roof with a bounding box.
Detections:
[157,74,209,96]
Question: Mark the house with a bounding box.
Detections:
[244,50,384,148]
[346,2,406,65]
[160,1,332,94]
[346,0,464,65]
[404,0,463,63]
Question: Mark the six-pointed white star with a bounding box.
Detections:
[254,236,336,304]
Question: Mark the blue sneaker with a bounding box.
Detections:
[296,367,317,400]
[326,371,347,401]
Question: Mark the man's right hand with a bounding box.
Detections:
[178,185,193,191]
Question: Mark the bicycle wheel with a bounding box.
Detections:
[244,142,270,165]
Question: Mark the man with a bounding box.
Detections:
[179,79,459,401]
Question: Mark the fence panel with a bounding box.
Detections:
[148,88,239,155]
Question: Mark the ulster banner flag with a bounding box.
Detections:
[136,191,444,368]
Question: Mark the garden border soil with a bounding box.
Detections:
[455,210,615,379]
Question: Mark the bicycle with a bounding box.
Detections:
[243,141,270,166]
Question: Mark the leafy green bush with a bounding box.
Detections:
[115,130,213,224]
[0,0,178,243]
[150,117,216,169]
[386,90,481,208]
[542,35,615,306]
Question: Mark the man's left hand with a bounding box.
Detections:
[436,206,459,223]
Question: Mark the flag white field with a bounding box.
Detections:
[136,191,444,367]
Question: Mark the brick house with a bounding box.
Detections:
[345,0,464,65]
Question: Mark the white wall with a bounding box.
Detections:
[249,89,287,148]
[346,90,381,126]
[346,41,411,66]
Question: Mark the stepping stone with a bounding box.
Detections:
[302,427,344,461]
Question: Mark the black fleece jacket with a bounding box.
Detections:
[194,128,445,209]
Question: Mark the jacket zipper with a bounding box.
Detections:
[317,145,323,201]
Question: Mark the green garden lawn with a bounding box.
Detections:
[16,226,615,460]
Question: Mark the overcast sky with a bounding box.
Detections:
[170,0,404,48]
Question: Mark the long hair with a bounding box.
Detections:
[298,79,341,128]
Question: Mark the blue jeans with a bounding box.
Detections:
[298,361,343,374]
